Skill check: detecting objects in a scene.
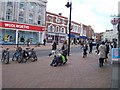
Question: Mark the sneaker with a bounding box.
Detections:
[50,63,53,66]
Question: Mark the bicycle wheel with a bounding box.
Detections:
[3,52,9,64]
[12,53,17,61]
[17,53,23,63]
[31,51,37,62]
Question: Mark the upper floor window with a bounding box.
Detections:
[61,19,65,24]
[7,1,13,7]
[19,11,24,17]
[56,26,59,33]
[6,9,12,21]
[18,17,24,23]
[29,2,35,12]
[56,17,58,23]
[48,25,54,32]
[38,15,41,25]
[19,2,25,10]
[61,27,65,33]
[49,16,53,22]
[29,13,33,24]
[18,10,24,23]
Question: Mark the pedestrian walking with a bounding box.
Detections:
[96,42,100,54]
[43,39,46,46]
[113,41,117,48]
[82,43,88,58]
[26,39,30,46]
[20,36,25,44]
[105,42,110,62]
[49,41,57,56]
[98,41,106,68]
[89,41,93,54]
[61,40,68,62]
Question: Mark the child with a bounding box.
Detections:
[50,54,66,67]
[50,55,58,66]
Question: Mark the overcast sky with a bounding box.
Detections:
[46,0,120,33]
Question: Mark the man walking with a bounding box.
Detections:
[89,41,93,54]
[43,39,46,46]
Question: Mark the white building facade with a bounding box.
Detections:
[102,28,118,42]
[0,0,47,45]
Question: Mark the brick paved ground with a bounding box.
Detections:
[1,44,112,88]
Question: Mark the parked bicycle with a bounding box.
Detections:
[12,47,23,63]
[1,46,10,64]
[22,47,37,62]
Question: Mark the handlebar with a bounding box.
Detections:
[1,46,9,50]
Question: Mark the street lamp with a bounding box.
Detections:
[65,1,72,56]
[111,15,120,48]
[17,33,19,47]
[117,18,120,48]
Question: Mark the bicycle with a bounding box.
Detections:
[22,47,37,62]
[1,46,10,64]
[12,47,23,63]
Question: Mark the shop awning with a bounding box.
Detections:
[68,34,75,37]
[79,36,87,39]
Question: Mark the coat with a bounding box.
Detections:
[61,44,68,56]
[52,42,57,50]
[98,44,106,58]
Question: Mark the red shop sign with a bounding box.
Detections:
[0,21,45,31]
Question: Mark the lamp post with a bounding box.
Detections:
[110,15,120,48]
[65,1,72,56]
[17,32,19,47]
[117,18,120,48]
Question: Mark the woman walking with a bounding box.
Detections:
[98,41,106,67]
[49,41,57,56]
[61,40,68,63]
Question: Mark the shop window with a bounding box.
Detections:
[2,29,16,44]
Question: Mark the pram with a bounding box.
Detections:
[50,49,67,67]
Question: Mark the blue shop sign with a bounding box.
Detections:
[112,48,120,61]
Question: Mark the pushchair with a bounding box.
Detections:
[50,49,67,67]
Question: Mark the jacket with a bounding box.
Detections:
[98,44,106,58]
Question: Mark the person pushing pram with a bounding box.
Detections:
[50,40,68,67]
[50,51,66,67]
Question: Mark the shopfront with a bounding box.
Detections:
[46,32,66,44]
[0,21,45,45]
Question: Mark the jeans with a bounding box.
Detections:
[99,58,104,67]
